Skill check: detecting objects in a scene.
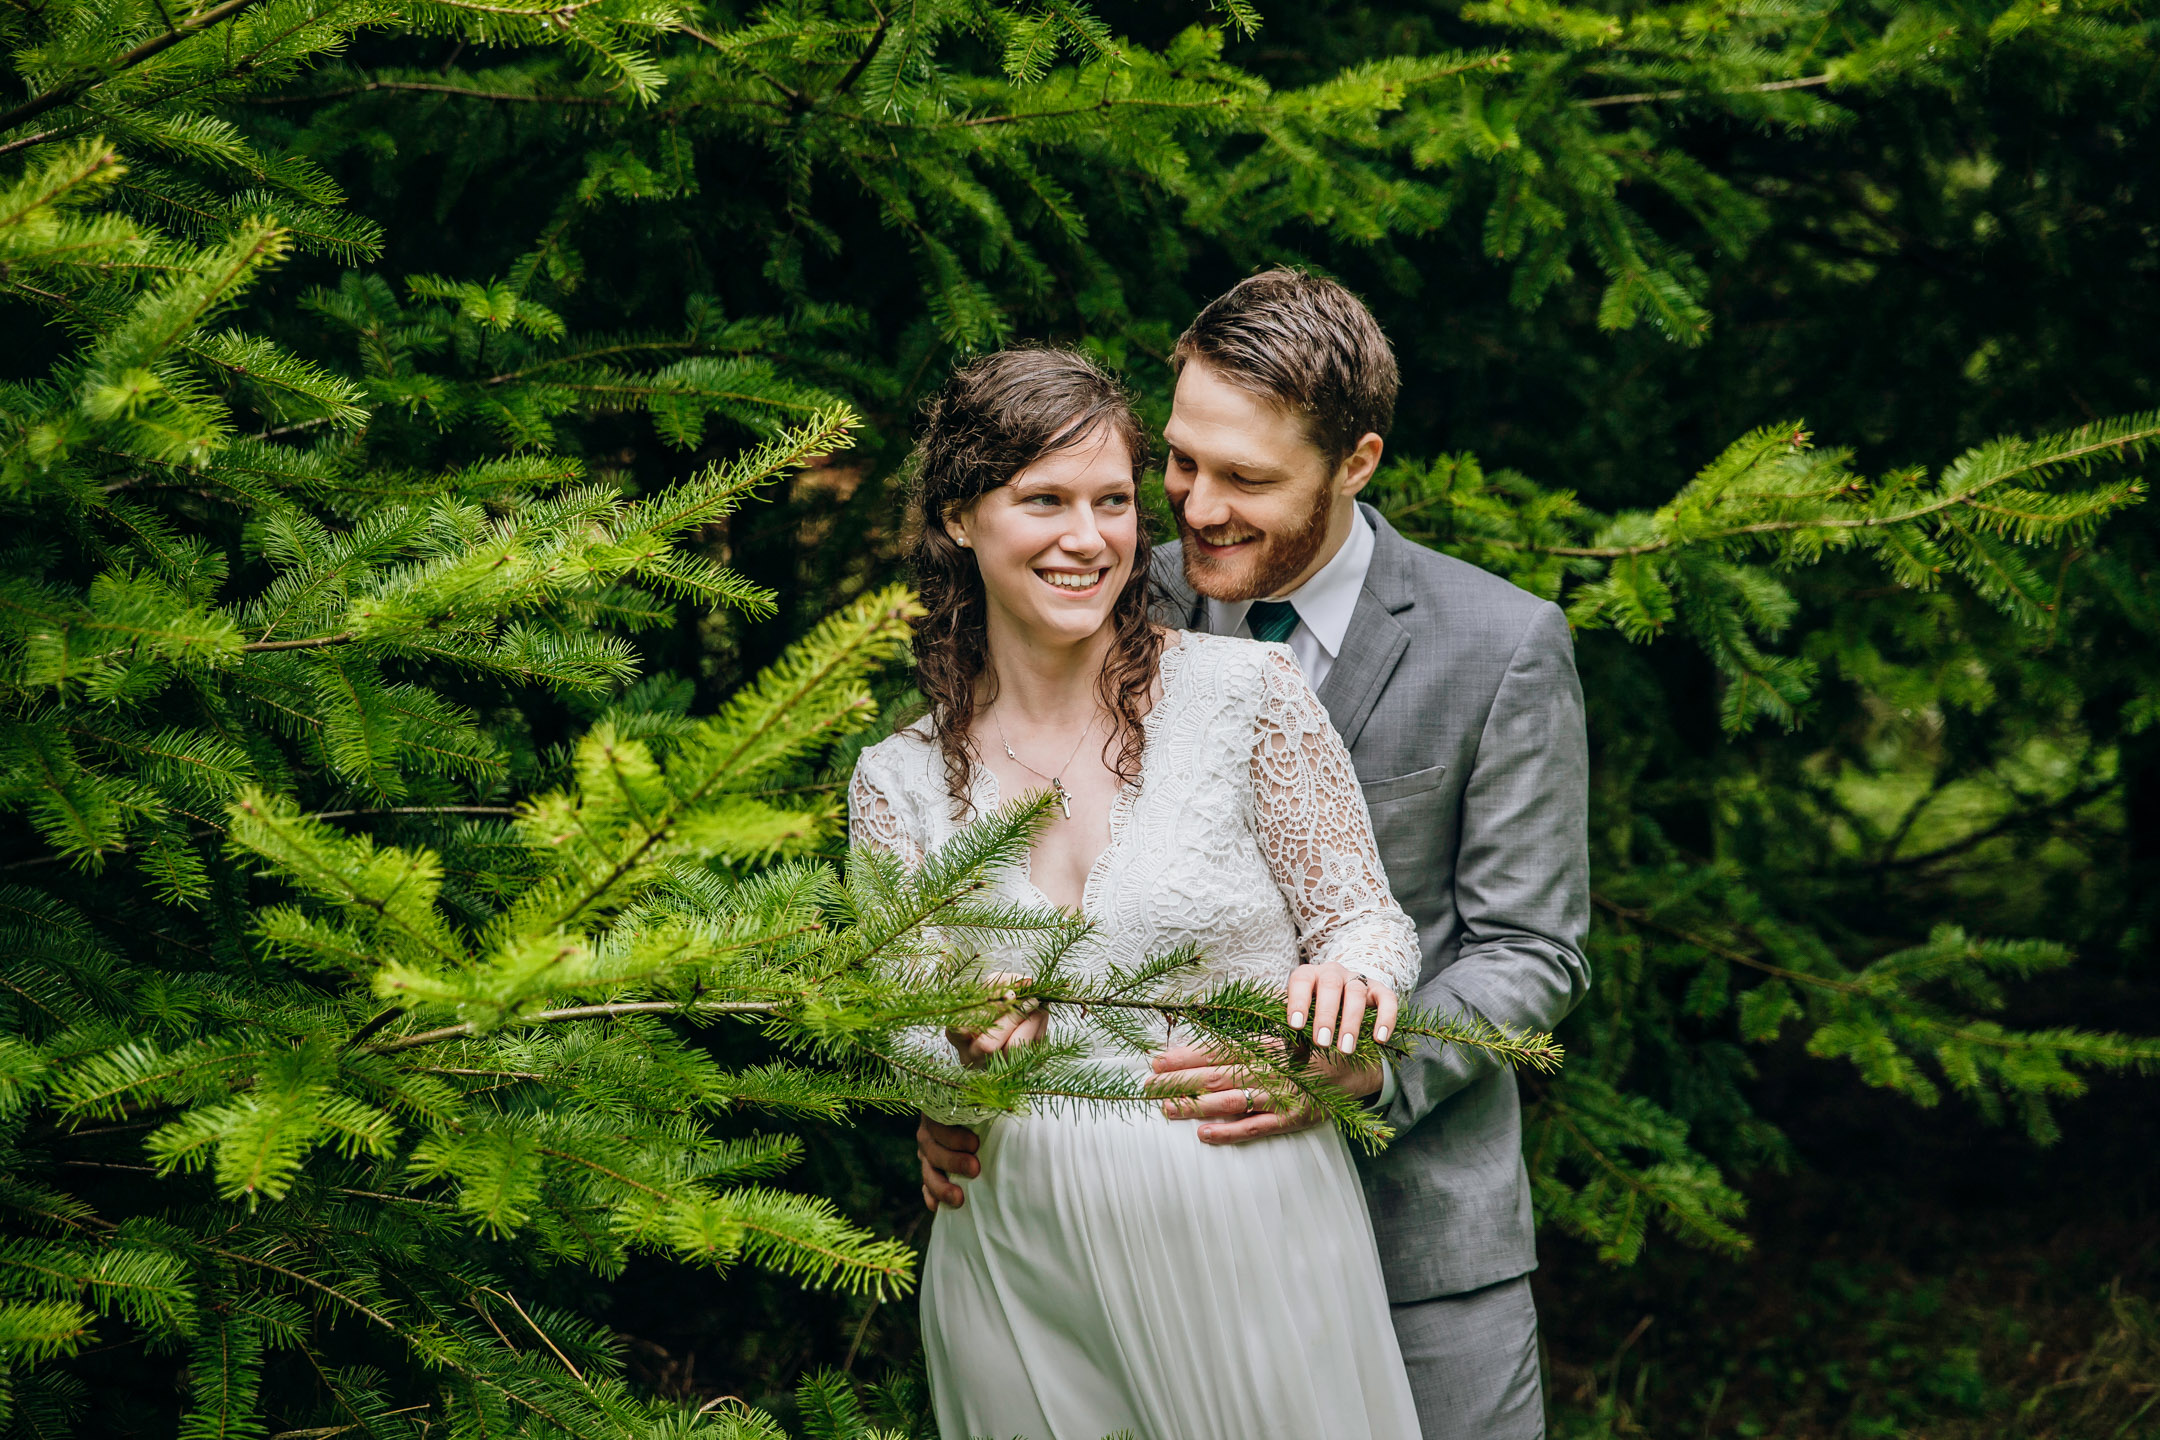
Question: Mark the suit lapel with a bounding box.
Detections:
[1316,593,1408,749]
[1149,544,1206,629]
[1315,506,1417,751]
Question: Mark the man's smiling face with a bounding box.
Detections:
[1162,358,1345,604]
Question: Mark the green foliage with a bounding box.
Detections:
[1,10,1566,1431]
[1374,413,2160,1268]
[1381,420,2155,731]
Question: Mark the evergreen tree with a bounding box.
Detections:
[0,10,1551,1432]
[224,0,2158,1276]
[1372,418,2160,1260]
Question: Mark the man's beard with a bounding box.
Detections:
[1172,487,1334,603]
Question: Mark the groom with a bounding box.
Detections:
[918,269,1590,1439]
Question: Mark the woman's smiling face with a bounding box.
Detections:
[944,423,1139,651]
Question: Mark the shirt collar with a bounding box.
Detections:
[1208,508,1376,658]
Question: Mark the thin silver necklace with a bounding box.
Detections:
[988,706,1095,820]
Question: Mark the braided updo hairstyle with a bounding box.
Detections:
[906,347,1161,811]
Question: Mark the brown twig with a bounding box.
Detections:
[483,1288,588,1385]
[1576,73,1834,108]
[240,632,354,652]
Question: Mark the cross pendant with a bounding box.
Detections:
[1051,778,1072,820]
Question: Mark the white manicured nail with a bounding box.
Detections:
[1374,1026,1390,1043]
[1314,1028,1332,1047]
[1289,1011,1305,1029]
[1342,1033,1356,1054]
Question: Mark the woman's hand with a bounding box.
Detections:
[946,972,1049,1069]
[1286,962,1397,1054]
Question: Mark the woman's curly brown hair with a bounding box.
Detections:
[907,347,1161,813]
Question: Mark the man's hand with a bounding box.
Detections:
[1148,1041,1385,1145]
[917,1115,980,1211]
[920,975,1048,1211]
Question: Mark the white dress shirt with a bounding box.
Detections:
[1203,509,1400,1107]
[1206,506,1376,689]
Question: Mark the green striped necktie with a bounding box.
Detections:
[1245,599,1300,644]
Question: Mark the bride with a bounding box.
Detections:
[848,347,1423,1440]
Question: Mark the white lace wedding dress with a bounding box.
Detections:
[849,631,1424,1440]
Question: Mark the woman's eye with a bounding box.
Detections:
[1100,494,1133,508]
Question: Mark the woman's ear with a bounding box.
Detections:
[941,502,974,549]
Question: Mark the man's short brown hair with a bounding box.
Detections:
[1172,267,1399,470]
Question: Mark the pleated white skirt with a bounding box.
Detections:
[922,1099,1422,1440]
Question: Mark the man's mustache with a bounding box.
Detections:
[1172,506,1266,549]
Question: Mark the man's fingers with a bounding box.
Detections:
[1161,1086,1270,1121]
[1150,1042,1213,1073]
[1201,1113,1282,1144]
[1150,1064,1259,1118]
[1151,1039,1238,1073]
[1286,965,1317,1031]
[918,1154,965,1209]
[922,1138,980,1177]
[1195,1106,1311,1145]
[919,1117,979,1154]
[1154,1072,1238,1119]
[1374,987,1399,1045]
[1146,1063,1238,1095]
[916,1116,980,1181]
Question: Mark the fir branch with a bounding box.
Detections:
[1593,895,2160,1067]
[198,1246,396,1330]
[1515,420,2156,560]
[0,0,278,147]
[366,998,787,1052]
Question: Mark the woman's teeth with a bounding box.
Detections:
[1040,569,1106,590]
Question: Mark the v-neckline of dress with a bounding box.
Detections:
[971,634,1192,922]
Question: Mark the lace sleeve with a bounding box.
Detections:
[847,749,989,1125]
[1249,648,1421,993]
[848,754,922,867]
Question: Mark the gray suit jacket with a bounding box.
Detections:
[1155,503,1591,1301]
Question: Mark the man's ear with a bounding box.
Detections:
[1336,432,1386,498]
